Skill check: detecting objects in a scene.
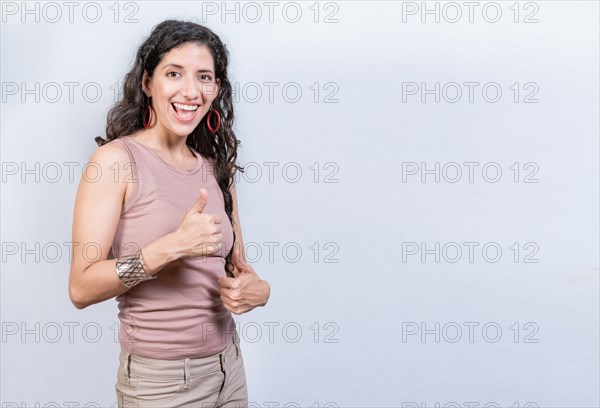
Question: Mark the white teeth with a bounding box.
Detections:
[173,103,198,111]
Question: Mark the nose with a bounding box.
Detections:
[181,76,199,100]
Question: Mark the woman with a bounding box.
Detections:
[68,20,270,407]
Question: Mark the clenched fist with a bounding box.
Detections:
[218,246,271,315]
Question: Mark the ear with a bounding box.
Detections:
[141,70,151,97]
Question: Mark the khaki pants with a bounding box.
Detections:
[115,331,248,407]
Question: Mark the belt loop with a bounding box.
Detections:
[184,358,190,390]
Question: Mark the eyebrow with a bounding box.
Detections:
[162,63,214,75]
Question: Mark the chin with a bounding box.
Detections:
[170,124,201,136]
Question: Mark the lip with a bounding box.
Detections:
[170,102,201,123]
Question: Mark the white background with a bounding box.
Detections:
[1,1,599,407]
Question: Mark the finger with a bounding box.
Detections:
[219,287,233,300]
[191,188,208,213]
[233,249,253,275]
[218,276,235,289]
[219,295,233,311]
[230,264,241,278]
[212,234,224,246]
[203,242,222,255]
[206,216,222,230]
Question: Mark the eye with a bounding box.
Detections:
[199,74,213,82]
[166,71,181,78]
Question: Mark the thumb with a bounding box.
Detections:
[191,188,208,213]
[232,246,253,274]
[232,246,246,268]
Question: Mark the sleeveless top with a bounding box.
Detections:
[108,135,236,359]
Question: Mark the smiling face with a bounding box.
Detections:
[141,42,221,138]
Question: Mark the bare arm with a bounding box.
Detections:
[68,143,185,309]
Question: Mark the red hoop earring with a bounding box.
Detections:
[206,107,221,134]
[143,97,153,129]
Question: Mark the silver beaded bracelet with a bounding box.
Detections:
[115,250,157,288]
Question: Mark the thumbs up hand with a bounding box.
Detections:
[218,246,271,315]
[173,188,225,258]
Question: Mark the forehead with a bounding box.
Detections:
[160,43,214,68]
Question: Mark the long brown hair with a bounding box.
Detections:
[95,19,243,277]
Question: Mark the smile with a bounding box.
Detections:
[172,102,199,111]
[171,102,200,122]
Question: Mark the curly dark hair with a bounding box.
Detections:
[95,19,243,278]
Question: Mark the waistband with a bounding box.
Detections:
[120,330,240,381]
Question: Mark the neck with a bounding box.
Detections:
[136,127,192,156]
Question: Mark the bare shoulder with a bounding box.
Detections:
[90,138,130,166]
[75,139,132,204]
